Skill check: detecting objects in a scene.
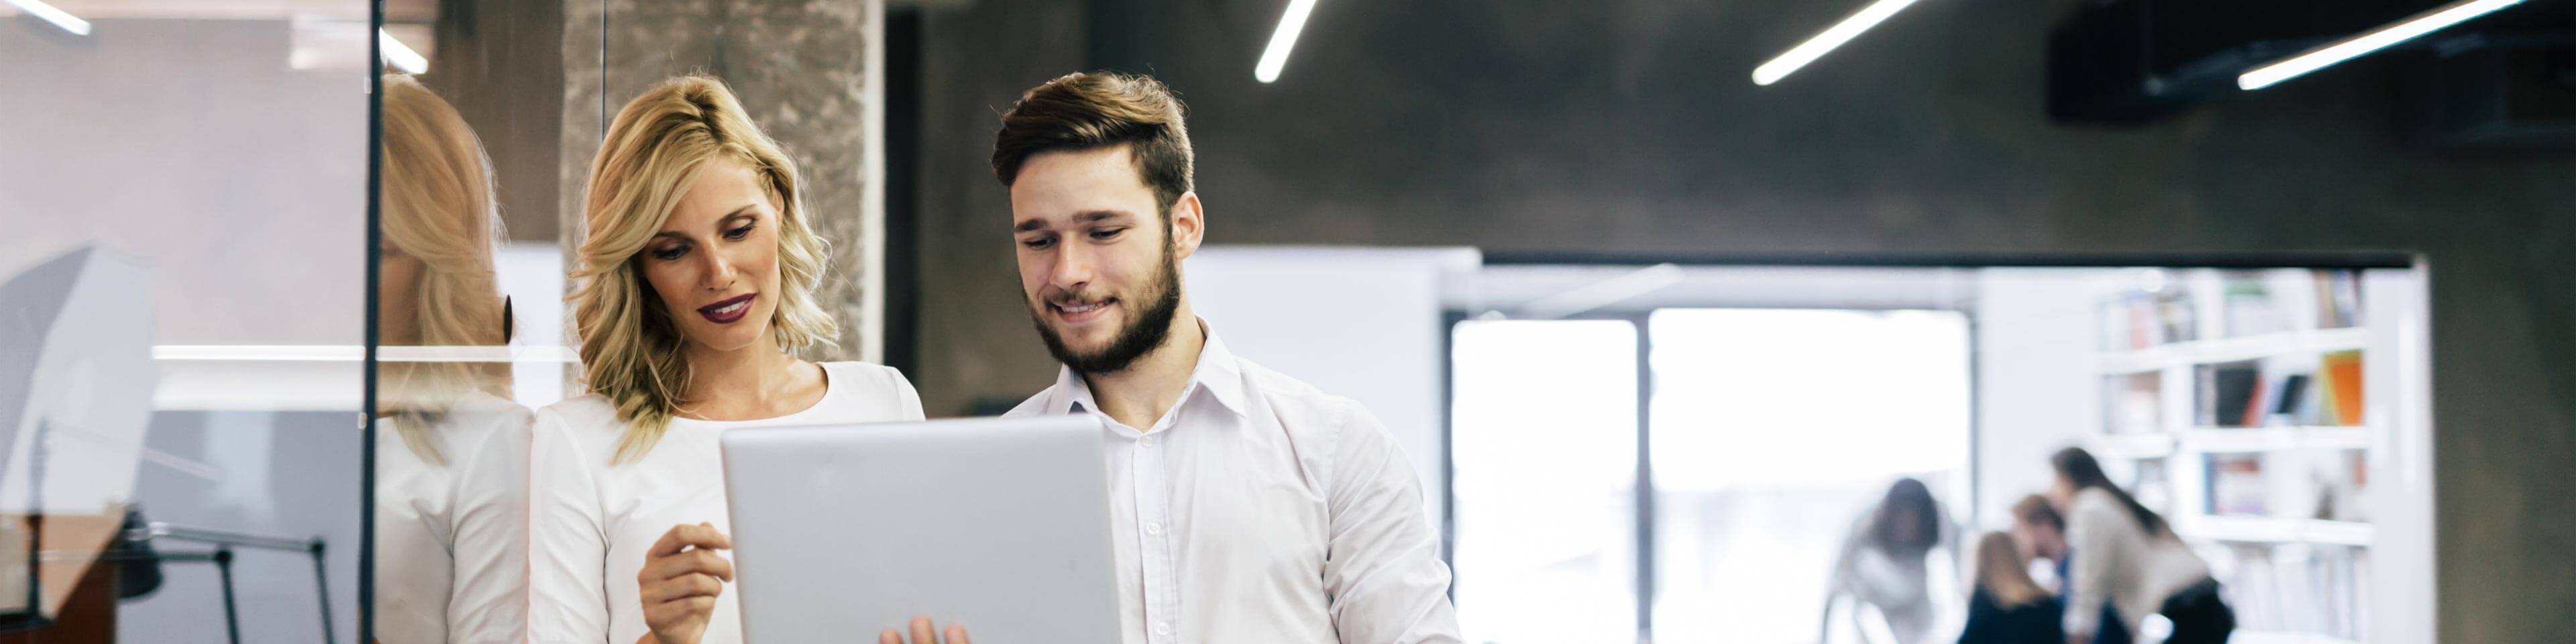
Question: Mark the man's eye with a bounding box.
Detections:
[1022,237,1055,250]
[1090,227,1125,240]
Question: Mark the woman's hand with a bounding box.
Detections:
[877,615,969,644]
[637,523,734,644]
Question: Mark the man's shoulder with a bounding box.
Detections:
[998,385,1059,418]
[1231,356,1372,425]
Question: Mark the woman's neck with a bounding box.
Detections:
[677,331,820,421]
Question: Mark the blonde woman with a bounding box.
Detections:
[372,73,533,644]
[529,76,924,644]
[1958,532,2063,644]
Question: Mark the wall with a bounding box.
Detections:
[911,0,2576,640]
[561,0,888,361]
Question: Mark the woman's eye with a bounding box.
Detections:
[651,246,687,261]
[724,223,755,240]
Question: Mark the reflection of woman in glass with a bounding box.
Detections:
[1819,478,1954,644]
[374,73,532,643]
[529,76,924,644]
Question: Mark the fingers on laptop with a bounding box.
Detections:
[650,521,733,556]
[878,615,969,644]
[639,522,735,641]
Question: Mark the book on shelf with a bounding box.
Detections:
[2317,350,2365,427]
[2104,289,2198,350]
[2208,454,2267,517]
[2196,364,2358,429]
[2222,271,2288,337]
[2103,372,2161,433]
[2198,362,2265,428]
[2314,270,2363,329]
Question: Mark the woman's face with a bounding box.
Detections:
[2050,474,2077,507]
[639,158,784,354]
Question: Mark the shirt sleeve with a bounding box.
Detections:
[445,411,533,642]
[890,366,927,421]
[528,409,615,643]
[1319,400,1464,644]
[2061,494,2122,638]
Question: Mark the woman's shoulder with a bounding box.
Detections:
[820,361,911,389]
[818,361,924,419]
[534,394,626,439]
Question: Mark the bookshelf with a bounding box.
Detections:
[2086,268,2385,643]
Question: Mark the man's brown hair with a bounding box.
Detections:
[990,72,1195,217]
[2012,494,2064,531]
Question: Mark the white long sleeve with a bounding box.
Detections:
[1319,400,1463,644]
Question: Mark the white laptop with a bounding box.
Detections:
[720,416,1120,643]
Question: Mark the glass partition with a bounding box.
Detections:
[1,3,370,641]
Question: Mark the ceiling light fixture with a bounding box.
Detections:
[5,0,91,36]
[1254,0,1319,83]
[2238,0,2522,90]
[1752,0,1924,86]
[378,27,429,74]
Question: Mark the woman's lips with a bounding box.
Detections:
[698,293,755,324]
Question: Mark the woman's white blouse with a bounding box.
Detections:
[372,390,535,644]
[528,362,925,644]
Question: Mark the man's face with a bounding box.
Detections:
[1008,145,1203,374]
[2012,519,2068,560]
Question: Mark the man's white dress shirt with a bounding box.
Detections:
[1005,323,1463,644]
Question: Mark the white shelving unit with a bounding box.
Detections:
[2081,267,2424,643]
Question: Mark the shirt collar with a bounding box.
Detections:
[1049,317,1250,421]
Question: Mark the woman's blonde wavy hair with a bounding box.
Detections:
[574,76,837,464]
[379,74,513,465]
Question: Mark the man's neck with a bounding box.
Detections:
[680,329,810,419]
[1082,307,1203,432]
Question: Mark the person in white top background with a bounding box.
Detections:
[1817,478,1956,644]
[529,76,926,644]
[2051,447,2237,644]
[877,71,1462,644]
[372,72,533,644]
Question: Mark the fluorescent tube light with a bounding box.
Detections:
[378,27,429,74]
[1254,0,1319,83]
[1752,0,1924,86]
[2238,0,2522,91]
[5,0,90,36]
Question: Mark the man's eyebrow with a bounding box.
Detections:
[1014,219,1049,233]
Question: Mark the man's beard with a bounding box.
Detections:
[1029,239,1183,375]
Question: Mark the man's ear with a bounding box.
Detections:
[1168,191,1205,260]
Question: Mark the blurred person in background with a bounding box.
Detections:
[1959,531,2063,644]
[372,72,533,643]
[2014,493,2128,644]
[2050,447,2235,644]
[1819,478,1955,644]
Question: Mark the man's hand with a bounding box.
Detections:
[877,615,970,644]
[637,523,734,644]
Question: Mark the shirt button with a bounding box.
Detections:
[1145,522,1165,536]
[1140,435,1157,447]
[1153,622,1173,636]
